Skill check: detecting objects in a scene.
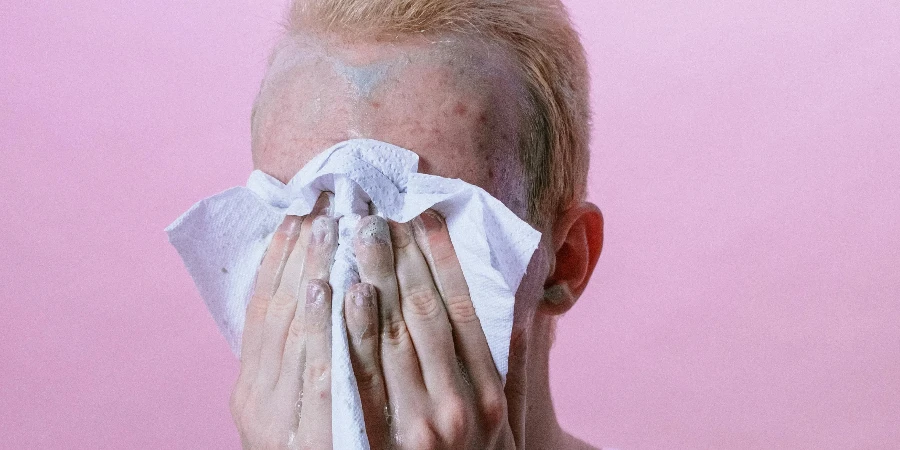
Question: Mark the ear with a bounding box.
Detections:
[541,202,604,315]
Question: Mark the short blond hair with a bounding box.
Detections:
[279,0,590,227]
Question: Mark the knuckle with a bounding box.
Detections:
[382,317,411,347]
[287,316,305,341]
[479,388,508,430]
[403,288,442,319]
[440,396,470,441]
[402,419,440,450]
[444,294,479,324]
[430,241,458,265]
[304,360,331,384]
[352,363,383,392]
[271,291,296,311]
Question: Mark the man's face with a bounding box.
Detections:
[251,32,552,343]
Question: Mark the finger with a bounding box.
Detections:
[273,192,335,309]
[278,215,339,391]
[388,220,458,394]
[412,210,502,396]
[345,283,390,449]
[239,214,302,381]
[257,194,334,387]
[353,216,427,412]
[296,280,332,448]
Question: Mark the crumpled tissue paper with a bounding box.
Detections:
[165,138,541,449]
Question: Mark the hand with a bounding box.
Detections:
[229,193,339,449]
[346,211,516,449]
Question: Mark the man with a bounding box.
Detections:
[228,0,604,448]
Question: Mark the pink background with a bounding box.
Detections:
[2,1,898,448]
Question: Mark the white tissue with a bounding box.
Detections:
[165,139,541,449]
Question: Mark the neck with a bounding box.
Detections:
[506,311,569,449]
[508,311,597,449]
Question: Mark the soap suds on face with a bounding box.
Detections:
[252,32,532,219]
[333,59,395,98]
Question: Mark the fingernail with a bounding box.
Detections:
[388,220,414,247]
[311,216,334,245]
[307,281,325,305]
[419,210,444,232]
[278,215,302,237]
[352,284,373,307]
[312,191,334,216]
[357,216,389,246]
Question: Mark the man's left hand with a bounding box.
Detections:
[345,211,515,449]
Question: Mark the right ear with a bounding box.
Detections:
[541,202,604,315]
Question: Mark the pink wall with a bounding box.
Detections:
[1,1,897,448]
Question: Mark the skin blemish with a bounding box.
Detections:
[221,267,228,274]
[453,101,468,116]
[254,33,530,218]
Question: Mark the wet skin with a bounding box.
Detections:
[230,32,603,449]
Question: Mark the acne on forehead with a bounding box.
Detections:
[253,32,529,216]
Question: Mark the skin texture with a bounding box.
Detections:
[231,31,604,449]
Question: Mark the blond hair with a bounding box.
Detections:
[279,0,590,227]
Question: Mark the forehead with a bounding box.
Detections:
[251,32,528,215]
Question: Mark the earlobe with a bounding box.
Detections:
[541,202,604,315]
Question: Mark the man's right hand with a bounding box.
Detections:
[229,193,338,449]
[228,195,514,449]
